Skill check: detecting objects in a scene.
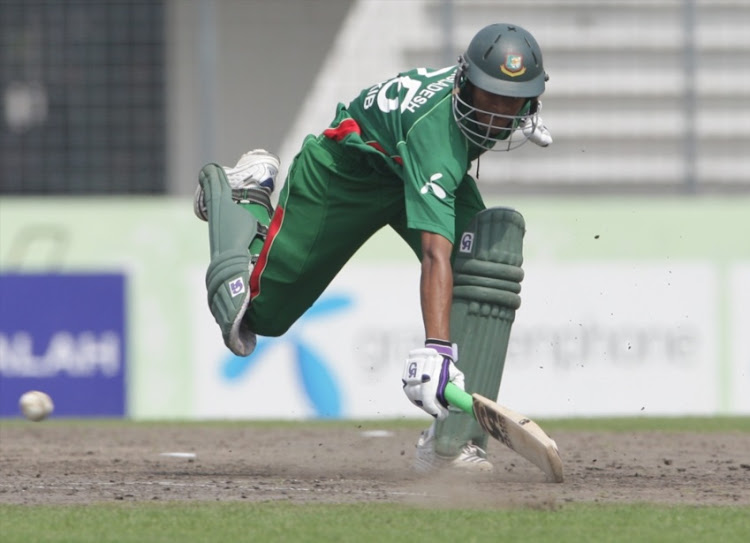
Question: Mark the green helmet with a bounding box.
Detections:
[452,24,549,151]
[461,23,547,98]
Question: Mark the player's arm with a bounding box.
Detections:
[402,230,465,420]
[419,230,453,340]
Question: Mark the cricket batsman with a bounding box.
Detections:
[194,23,551,472]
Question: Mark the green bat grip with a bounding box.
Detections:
[444,382,474,415]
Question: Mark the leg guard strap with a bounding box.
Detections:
[233,187,273,217]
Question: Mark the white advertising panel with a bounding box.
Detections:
[192,266,424,419]
[502,263,719,417]
[193,261,722,419]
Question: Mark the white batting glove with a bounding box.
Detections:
[521,101,552,147]
[402,346,465,420]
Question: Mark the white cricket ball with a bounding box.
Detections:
[19,390,54,422]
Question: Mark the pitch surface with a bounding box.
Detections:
[2,424,749,507]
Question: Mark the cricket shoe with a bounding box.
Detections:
[414,423,493,473]
[194,149,280,222]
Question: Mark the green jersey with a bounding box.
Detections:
[322,66,484,241]
[244,66,488,337]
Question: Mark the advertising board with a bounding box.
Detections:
[0,273,126,417]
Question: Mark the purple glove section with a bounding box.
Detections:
[425,339,454,359]
[426,339,454,409]
[436,358,452,409]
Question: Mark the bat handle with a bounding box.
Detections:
[444,382,474,415]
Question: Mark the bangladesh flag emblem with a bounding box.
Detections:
[501,54,526,77]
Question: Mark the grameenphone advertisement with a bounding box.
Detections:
[0,273,126,417]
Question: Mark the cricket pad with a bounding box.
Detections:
[435,207,525,457]
[201,163,260,356]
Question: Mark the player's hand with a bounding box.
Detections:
[522,101,552,147]
[402,343,465,420]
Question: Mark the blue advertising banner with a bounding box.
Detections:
[0,274,126,417]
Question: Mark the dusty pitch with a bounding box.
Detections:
[1,423,749,507]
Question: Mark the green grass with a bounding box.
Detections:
[541,416,750,433]
[1,502,748,543]
[3,416,750,433]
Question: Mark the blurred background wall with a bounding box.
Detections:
[0,0,352,194]
[2,0,748,196]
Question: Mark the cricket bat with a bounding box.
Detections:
[444,382,564,483]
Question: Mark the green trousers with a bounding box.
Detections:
[243,134,485,337]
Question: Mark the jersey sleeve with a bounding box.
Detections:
[335,66,475,242]
[397,97,471,242]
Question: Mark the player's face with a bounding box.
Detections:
[470,87,527,135]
